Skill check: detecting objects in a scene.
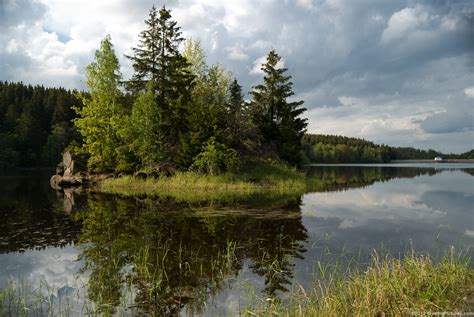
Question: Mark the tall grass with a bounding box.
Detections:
[244,247,474,316]
[98,163,307,201]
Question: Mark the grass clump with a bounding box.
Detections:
[246,248,474,316]
[98,162,307,200]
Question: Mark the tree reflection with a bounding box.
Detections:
[306,166,448,192]
[74,193,308,314]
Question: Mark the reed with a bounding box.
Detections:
[244,247,474,316]
[98,163,307,201]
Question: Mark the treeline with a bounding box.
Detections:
[303,134,474,163]
[302,134,391,163]
[0,81,81,169]
[72,6,307,174]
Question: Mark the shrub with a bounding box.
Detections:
[191,137,240,175]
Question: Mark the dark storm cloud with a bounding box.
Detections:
[420,107,474,134]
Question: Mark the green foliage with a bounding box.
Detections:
[41,122,70,164]
[125,6,194,169]
[250,50,307,166]
[180,38,236,167]
[191,137,240,175]
[127,83,164,169]
[0,81,80,168]
[0,133,19,170]
[459,149,474,159]
[73,35,124,172]
[99,162,307,201]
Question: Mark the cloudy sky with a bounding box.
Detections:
[1,0,473,153]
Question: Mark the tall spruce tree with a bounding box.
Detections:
[227,79,245,142]
[250,50,307,166]
[74,35,124,172]
[126,6,194,169]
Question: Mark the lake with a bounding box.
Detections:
[1,164,473,315]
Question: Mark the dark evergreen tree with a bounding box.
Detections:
[126,6,194,170]
[227,79,244,141]
[250,50,307,166]
[126,6,193,98]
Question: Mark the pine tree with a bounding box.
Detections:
[74,35,124,172]
[227,79,245,141]
[250,50,307,165]
[126,6,193,98]
[126,6,194,169]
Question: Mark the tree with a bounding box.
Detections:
[250,50,307,165]
[126,6,194,169]
[126,5,193,99]
[227,79,244,142]
[180,38,233,168]
[74,35,124,172]
[128,83,164,169]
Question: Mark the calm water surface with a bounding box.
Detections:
[0,165,473,315]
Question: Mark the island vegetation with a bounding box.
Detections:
[71,6,307,178]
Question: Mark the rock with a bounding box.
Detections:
[50,174,63,190]
[62,151,87,177]
[56,162,65,175]
[63,188,75,214]
[60,176,83,186]
[63,151,72,167]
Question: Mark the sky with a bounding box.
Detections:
[1,0,473,153]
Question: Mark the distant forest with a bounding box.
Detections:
[0,81,82,169]
[302,134,474,163]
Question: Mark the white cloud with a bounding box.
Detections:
[465,87,474,98]
[250,55,267,75]
[250,54,285,75]
[226,45,249,61]
[381,7,430,43]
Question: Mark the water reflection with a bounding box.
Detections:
[0,172,81,253]
[0,165,473,315]
[73,194,308,314]
[301,168,474,267]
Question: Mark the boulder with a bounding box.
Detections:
[50,151,89,190]
[62,151,87,177]
[50,174,63,190]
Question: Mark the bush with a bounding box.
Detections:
[191,137,240,175]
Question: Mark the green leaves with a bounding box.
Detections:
[191,137,240,175]
[73,35,124,172]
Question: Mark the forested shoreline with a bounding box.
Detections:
[302,134,474,164]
